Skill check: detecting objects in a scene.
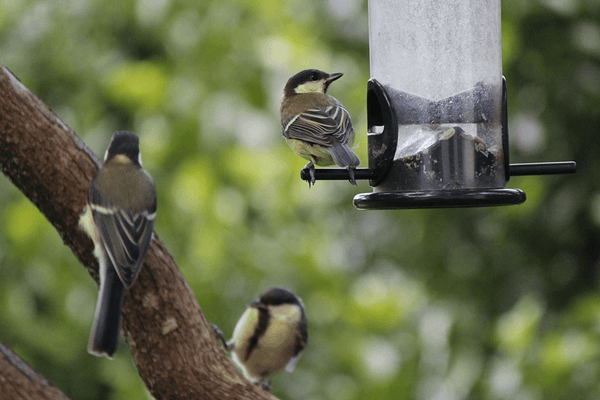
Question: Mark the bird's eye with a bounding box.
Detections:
[310,73,319,81]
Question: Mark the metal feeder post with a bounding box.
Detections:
[300,0,576,209]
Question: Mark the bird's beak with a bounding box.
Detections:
[326,72,343,84]
[324,72,343,91]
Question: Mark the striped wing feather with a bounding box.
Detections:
[94,208,154,288]
[284,105,353,146]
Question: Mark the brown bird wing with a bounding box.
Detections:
[91,194,155,288]
[285,313,308,373]
[283,105,353,147]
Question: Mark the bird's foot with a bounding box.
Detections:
[302,161,316,188]
[347,166,357,186]
[210,323,230,351]
[258,381,272,391]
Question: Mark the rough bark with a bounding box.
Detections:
[0,63,276,400]
[0,344,70,400]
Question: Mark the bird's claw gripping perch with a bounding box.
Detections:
[304,161,316,188]
[347,166,357,186]
[210,323,230,351]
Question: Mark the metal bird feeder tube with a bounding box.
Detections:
[301,0,576,209]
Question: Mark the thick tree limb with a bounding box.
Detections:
[0,64,276,399]
[0,344,70,400]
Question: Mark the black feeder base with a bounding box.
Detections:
[353,188,526,210]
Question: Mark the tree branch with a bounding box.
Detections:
[0,63,276,400]
[0,343,70,400]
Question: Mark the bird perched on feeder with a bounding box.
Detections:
[79,131,156,358]
[280,69,360,186]
[213,287,308,390]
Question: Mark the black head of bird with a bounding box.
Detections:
[283,69,343,97]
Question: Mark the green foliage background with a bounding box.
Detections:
[1,0,599,399]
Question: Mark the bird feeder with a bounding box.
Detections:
[301,0,575,209]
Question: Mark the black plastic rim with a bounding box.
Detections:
[353,188,526,210]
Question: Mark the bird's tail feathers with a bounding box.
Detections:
[88,260,125,358]
[328,142,360,168]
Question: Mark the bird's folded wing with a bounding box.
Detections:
[285,323,308,372]
[284,105,352,146]
[93,207,154,288]
[286,316,308,373]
